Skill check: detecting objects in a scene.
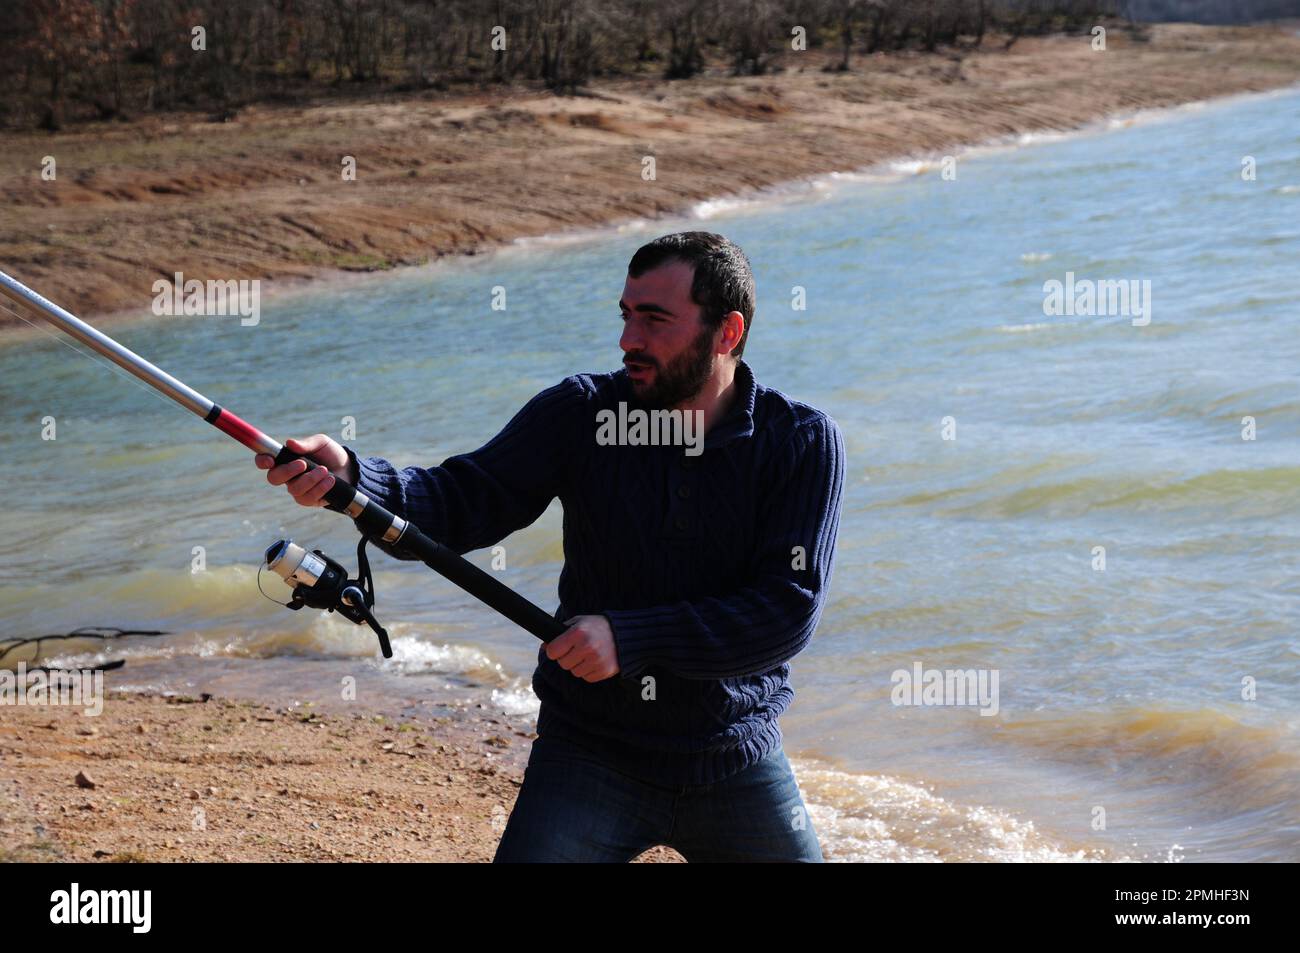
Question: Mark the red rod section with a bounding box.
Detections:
[211,408,274,453]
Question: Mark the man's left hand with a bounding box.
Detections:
[546,615,621,682]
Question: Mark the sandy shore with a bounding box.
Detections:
[0,690,683,862]
[3,23,1300,338]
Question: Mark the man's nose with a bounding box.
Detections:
[619,321,644,354]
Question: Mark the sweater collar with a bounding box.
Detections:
[614,357,758,449]
[703,358,757,449]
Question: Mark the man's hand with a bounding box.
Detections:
[545,615,621,682]
[254,434,355,508]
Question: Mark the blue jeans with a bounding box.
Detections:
[493,733,824,863]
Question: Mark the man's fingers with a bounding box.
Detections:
[570,657,602,680]
[545,629,579,662]
[266,458,308,487]
[258,435,343,508]
[286,434,328,454]
[300,471,335,505]
[545,619,617,680]
[556,647,587,672]
[547,634,591,671]
[287,466,332,505]
[287,466,326,493]
[283,434,347,474]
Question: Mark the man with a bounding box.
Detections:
[256,231,845,862]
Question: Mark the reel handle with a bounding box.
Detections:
[342,585,393,658]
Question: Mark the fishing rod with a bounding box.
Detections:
[0,269,567,658]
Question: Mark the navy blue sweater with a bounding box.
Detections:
[344,358,845,785]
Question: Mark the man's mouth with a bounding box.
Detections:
[624,358,655,379]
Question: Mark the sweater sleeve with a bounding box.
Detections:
[341,377,589,558]
[603,413,846,680]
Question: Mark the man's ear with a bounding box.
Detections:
[720,310,746,355]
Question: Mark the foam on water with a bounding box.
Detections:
[379,632,511,681]
[795,761,1120,862]
[491,682,542,717]
[995,321,1054,333]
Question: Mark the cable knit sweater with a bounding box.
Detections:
[344,358,845,786]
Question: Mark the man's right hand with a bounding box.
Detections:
[254,434,355,508]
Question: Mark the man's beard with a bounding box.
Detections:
[626,324,717,409]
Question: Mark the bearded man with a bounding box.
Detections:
[257,231,846,863]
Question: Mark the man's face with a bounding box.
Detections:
[619,260,719,409]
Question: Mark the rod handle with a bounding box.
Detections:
[275,445,568,644]
[272,445,354,514]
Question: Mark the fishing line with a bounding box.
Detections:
[0,297,185,417]
[255,563,294,608]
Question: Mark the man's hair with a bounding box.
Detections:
[627,231,755,359]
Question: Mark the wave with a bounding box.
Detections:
[1014,129,1072,147]
[887,158,935,176]
[994,321,1054,333]
[0,562,519,683]
[377,633,516,682]
[890,464,1300,518]
[0,565,264,635]
[985,707,1300,817]
[794,760,1120,862]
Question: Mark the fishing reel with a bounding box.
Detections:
[262,536,393,658]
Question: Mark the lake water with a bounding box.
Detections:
[2,86,1298,862]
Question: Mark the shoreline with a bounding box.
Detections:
[0,688,684,862]
[5,23,1300,867]
[4,23,1300,342]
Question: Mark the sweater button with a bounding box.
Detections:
[674,516,689,531]
[676,485,691,499]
